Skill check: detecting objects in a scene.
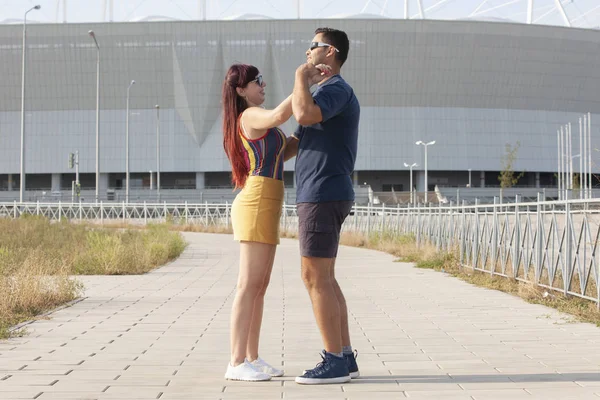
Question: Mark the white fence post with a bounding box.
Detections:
[416,203,421,247]
[564,190,572,296]
[366,203,371,238]
[226,201,230,229]
[282,202,286,233]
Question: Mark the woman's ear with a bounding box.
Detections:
[235,87,245,97]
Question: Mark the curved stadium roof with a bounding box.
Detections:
[0,1,599,30]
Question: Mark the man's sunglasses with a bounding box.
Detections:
[309,41,339,52]
[249,74,263,86]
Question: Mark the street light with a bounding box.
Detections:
[88,30,100,203]
[415,140,436,200]
[125,80,135,203]
[19,4,41,203]
[155,105,160,200]
[404,162,417,204]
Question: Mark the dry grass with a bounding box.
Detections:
[0,216,187,338]
[0,249,81,339]
[101,221,233,235]
[339,230,456,270]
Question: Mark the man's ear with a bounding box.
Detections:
[327,47,337,60]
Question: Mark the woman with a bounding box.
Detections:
[221,63,295,381]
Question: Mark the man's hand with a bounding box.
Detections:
[296,63,332,86]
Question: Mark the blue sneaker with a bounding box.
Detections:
[345,350,359,378]
[295,351,351,384]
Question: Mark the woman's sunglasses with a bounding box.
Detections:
[249,74,263,86]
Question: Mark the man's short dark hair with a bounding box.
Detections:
[315,27,349,66]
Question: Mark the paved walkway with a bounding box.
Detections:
[2,233,600,399]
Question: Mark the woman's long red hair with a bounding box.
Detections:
[222,64,259,189]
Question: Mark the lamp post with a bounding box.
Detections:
[19,4,41,203]
[415,140,436,200]
[88,30,100,203]
[125,80,135,203]
[155,105,160,200]
[404,162,417,204]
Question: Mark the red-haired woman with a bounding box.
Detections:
[221,64,295,381]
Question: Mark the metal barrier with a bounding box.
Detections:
[2,196,599,307]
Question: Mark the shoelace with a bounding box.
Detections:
[307,353,329,375]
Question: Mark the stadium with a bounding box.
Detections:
[0,0,599,204]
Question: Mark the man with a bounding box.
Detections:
[286,27,360,385]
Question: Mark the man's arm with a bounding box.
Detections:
[292,64,326,126]
[293,65,350,127]
[283,135,299,161]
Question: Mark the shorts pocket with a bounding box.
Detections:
[304,221,335,234]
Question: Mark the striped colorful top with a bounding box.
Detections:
[239,117,287,181]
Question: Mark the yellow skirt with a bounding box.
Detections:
[231,176,284,245]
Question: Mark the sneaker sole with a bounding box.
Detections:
[295,375,351,385]
[269,371,285,377]
[303,370,359,379]
[224,375,272,381]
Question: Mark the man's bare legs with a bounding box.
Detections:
[300,256,342,354]
[330,258,351,349]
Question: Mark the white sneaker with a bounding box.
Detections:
[224,360,272,381]
[250,357,284,377]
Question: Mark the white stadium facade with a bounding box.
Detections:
[0,0,599,204]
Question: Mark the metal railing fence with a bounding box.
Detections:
[2,195,599,307]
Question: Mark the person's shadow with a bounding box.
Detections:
[348,372,600,384]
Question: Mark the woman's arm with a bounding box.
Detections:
[241,94,293,139]
[283,136,299,161]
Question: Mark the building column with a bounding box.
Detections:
[196,172,205,189]
[414,170,425,192]
[99,173,109,193]
[7,174,13,191]
[480,171,485,188]
[51,174,61,191]
[535,172,540,188]
[353,171,358,186]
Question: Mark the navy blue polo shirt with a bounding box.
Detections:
[293,75,360,203]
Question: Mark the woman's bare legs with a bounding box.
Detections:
[246,245,276,361]
[229,241,276,366]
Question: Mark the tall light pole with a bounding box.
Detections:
[125,80,135,203]
[155,105,160,200]
[404,162,417,204]
[88,30,100,203]
[20,5,41,203]
[416,140,436,199]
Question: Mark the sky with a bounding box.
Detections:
[1,0,599,28]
